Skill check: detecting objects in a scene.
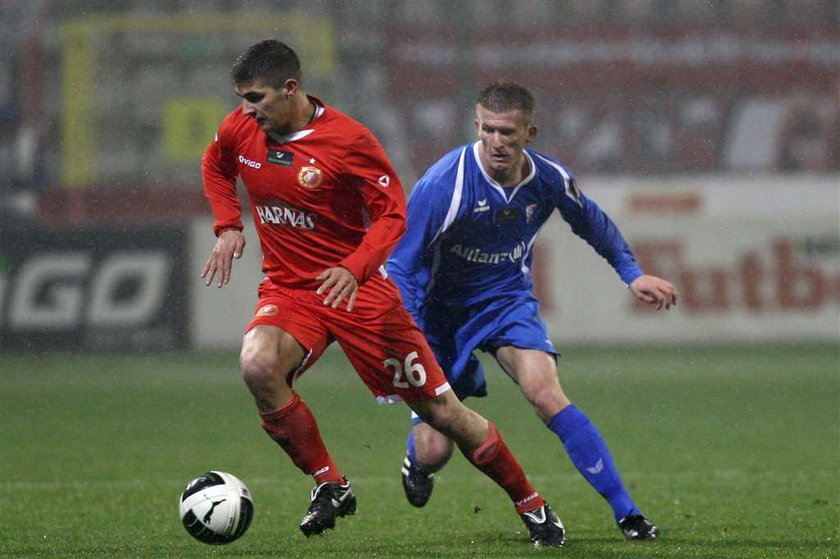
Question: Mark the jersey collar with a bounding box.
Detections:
[267,96,325,144]
[471,141,536,202]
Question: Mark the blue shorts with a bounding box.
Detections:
[416,291,558,411]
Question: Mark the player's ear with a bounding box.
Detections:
[474,104,483,135]
[526,124,537,144]
[282,78,299,98]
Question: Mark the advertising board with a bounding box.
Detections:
[0,226,188,350]
[190,179,839,348]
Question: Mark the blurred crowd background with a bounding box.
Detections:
[0,1,837,352]
[1,0,838,225]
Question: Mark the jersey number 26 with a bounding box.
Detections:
[384,351,427,388]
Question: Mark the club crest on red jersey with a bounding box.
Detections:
[298,166,323,189]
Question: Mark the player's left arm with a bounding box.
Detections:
[317,130,407,311]
[556,176,677,310]
[628,274,678,310]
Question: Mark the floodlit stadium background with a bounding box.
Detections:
[0,0,838,350]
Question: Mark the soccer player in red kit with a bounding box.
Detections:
[200,40,566,546]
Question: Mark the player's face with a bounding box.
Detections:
[475,104,537,185]
[235,80,295,135]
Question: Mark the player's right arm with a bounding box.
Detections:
[201,229,245,288]
[388,148,463,322]
[201,116,246,288]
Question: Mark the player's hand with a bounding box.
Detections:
[316,266,359,311]
[629,275,678,310]
[201,230,246,288]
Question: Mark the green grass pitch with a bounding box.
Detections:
[0,345,837,558]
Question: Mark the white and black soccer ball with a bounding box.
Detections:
[179,471,254,545]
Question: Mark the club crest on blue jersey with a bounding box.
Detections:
[526,204,538,223]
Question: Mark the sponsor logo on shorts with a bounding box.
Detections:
[256,304,279,316]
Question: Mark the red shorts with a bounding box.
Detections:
[246,280,451,403]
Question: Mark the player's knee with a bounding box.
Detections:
[416,445,452,471]
[415,426,454,470]
[520,371,569,418]
[416,395,489,450]
[528,387,570,421]
[530,389,566,413]
[240,347,280,391]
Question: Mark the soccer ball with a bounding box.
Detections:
[179,471,254,544]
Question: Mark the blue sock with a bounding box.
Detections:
[406,428,418,465]
[547,404,640,523]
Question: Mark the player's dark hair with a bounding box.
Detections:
[477,80,536,122]
[231,40,301,89]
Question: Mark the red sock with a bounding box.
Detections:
[259,393,344,485]
[464,422,545,514]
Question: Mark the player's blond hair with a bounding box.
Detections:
[477,81,536,124]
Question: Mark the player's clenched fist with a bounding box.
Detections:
[629,274,678,310]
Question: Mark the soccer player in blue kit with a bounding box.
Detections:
[387,81,678,541]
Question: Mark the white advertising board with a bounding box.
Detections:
[533,177,839,344]
[190,220,267,349]
[191,177,839,348]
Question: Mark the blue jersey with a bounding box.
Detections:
[388,142,643,322]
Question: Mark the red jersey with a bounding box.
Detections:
[202,96,406,294]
